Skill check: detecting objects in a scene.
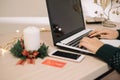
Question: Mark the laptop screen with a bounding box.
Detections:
[46,0,85,44]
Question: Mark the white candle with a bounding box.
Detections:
[23,27,40,51]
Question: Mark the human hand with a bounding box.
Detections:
[88,29,119,39]
[79,37,104,54]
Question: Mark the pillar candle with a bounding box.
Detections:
[23,27,40,51]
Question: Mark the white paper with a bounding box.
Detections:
[101,39,120,47]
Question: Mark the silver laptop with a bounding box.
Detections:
[46,0,92,54]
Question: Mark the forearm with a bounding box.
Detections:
[96,44,120,73]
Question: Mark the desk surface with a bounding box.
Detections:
[0,23,120,80]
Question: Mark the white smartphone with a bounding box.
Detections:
[49,50,85,62]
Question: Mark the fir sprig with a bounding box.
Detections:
[10,40,49,60]
[37,43,49,59]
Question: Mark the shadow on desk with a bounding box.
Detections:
[102,70,120,80]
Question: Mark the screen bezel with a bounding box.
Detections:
[46,0,86,45]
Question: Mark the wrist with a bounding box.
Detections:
[94,43,104,54]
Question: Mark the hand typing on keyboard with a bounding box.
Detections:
[88,34,101,39]
[79,37,104,53]
[79,29,119,53]
[88,29,119,39]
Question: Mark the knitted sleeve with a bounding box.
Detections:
[117,30,120,39]
[96,44,120,73]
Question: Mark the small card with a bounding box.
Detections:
[42,59,66,68]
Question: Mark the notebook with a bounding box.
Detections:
[46,0,120,54]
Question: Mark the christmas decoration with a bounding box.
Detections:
[10,39,49,65]
[94,0,120,27]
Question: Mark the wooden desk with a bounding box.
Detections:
[0,23,119,80]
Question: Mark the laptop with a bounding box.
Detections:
[46,0,93,54]
[46,0,92,53]
[46,0,120,54]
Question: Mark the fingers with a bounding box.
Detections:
[79,37,98,47]
[79,37,88,47]
[89,30,98,36]
[88,29,107,38]
[89,30,99,37]
[79,37,93,51]
[79,37,103,53]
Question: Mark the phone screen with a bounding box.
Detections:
[52,51,81,60]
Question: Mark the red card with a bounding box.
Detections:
[42,59,66,68]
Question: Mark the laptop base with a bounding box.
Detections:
[56,45,96,57]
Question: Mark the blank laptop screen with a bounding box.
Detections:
[46,0,85,44]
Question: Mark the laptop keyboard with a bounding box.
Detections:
[66,31,92,48]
